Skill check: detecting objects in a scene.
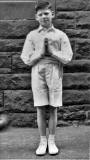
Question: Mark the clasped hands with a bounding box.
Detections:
[38,38,56,58]
[44,38,52,56]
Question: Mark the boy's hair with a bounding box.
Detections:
[35,1,52,13]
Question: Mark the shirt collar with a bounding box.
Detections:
[38,25,55,33]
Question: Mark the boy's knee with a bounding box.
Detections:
[49,106,57,113]
[37,106,46,121]
[37,106,46,113]
[49,106,57,123]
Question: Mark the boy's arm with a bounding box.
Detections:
[49,33,73,64]
[29,49,43,66]
[21,34,43,66]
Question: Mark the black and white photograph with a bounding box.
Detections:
[0,0,90,159]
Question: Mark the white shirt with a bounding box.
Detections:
[21,25,73,66]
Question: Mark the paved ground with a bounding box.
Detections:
[0,126,90,159]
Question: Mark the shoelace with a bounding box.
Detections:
[39,141,47,147]
[48,140,57,147]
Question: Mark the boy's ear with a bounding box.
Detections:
[52,11,55,18]
[35,14,38,21]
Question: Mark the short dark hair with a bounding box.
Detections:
[35,1,52,13]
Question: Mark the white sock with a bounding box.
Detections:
[48,134,55,141]
[40,136,47,142]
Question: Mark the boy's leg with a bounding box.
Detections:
[36,106,47,155]
[48,107,57,135]
[48,106,59,155]
[37,106,46,136]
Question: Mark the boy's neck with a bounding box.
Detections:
[40,24,53,30]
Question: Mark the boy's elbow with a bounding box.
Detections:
[20,55,29,65]
[20,55,25,64]
[63,53,73,64]
[64,59,71,64]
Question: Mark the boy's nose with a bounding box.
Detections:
[42,14,47,18]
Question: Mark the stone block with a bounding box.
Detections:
[0,92,3,108]
[54,19,75,29]
[8,113,37,127]
[57,120,71,127]
[63,111,86,121]
[87,0,90,10]
[0,55,11,73]
[86,111,90,119]
[12,54,31,73]
[56,0,88,11]
[0,1,36,20]
[63,73,90,90]
[64,60,90,73]
[56,11,75,19]
[63,90,90,105]
[58,104,90,113]
[75,39,90,59]
[58,104,90,124]
[84,120,90,125]
[76,11,90,29]
[0,74,31,90]
[65,29,90,39]
[0,39,24,52]
[4,90,35,113]
[0,51,18,57]
[0,20,38,39]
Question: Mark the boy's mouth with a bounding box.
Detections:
[43,19,49,23]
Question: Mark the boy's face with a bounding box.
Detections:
[36,8,54,28]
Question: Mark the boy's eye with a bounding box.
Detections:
[39,13,42,17]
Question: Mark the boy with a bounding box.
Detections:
[21,0,73,156]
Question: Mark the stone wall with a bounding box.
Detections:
[0,0,90,127]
